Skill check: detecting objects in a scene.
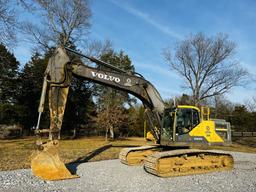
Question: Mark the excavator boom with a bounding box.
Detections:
[32,46,165,180]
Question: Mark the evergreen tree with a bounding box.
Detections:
[63,77,96,136]
[126,105,145,137]
[0,43,20,104]
[0,44,24,126]
[94,50,136,139]
[231,105,256,132]
[96,50,135,110]
[18,52,49,130]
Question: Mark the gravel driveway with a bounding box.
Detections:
[0,150,256,192]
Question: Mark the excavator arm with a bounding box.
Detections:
[32,46,165,180]
[44,46,165,141]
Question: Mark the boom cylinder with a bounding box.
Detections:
[36,76,48,130]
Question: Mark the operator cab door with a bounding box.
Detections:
[160,107,200,145]
[161,108,175,144]
[176,108,200,135]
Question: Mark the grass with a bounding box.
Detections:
[0,136,150,171]
[0,136,255,171]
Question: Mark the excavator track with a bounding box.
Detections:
[119,146,160,165]
[144,149,234,177]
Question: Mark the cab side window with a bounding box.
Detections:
[192,109,200,127]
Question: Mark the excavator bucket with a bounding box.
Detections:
[31,141,78,181]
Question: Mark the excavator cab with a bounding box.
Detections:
[161,105,231,146]
[161,105,202,144]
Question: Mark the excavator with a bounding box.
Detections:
[31,46,233,180]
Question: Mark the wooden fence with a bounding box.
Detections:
[232,131,256,137]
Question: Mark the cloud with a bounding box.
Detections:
[109,0,182,40]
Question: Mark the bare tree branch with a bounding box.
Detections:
[0,0,17,47]
[20,0,91,50]
[164,33,248,106]
[245,96,256,112]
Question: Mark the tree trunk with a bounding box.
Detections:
[105,127,109,141]
[110,125,114,139]
[71,127,77,140]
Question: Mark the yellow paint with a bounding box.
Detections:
[189,120,224,143]
[178,105,200,112]
[201,106,210,120]
[144,120,147,139]
[146,131,156,142]
[177,105,224,143]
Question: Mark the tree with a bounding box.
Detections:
[126,105,145,137]
[62,77,96,136]
[94,49,136,139]
[96,50,135,110]
[0,104,27,125]
[164,33,247,106]
[210,95,234,120]
[245,96,256,112]
[19,0,92,135]
[0,43,20,104]
[21,0,91,50]
[164,94,194,107]
[230,105,251,131]
[0,0,16,46]
[95,106,128,140]
[17,52,49,130]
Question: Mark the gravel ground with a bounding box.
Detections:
[0,150,256,192]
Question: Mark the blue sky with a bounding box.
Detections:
[14,0,256,103]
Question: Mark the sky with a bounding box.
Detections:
[14,0,256,104]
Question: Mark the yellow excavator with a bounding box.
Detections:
[32,46,233,180]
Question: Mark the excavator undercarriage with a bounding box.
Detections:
[119,146,233,177]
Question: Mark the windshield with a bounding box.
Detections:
[176,108,200,134]
[161,108,175,140]
[161,107,200,141]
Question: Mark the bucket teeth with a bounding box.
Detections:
[31,141,78,181]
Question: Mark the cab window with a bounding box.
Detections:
[176,108,200,135]
[161,109,175,140]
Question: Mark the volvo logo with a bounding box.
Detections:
[205,126,211,137]
[91,71,121,83]
[124,78,132,86]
